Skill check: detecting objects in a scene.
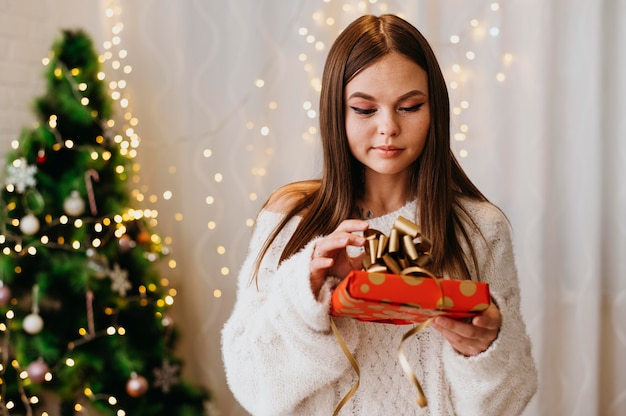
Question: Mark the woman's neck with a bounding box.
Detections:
[355,197,410,219]
[356,172,414,219]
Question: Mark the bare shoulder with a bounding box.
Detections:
[264,180,320,214]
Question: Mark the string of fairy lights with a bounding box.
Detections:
[99,2,175,259]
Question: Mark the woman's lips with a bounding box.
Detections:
[373,146,403,158]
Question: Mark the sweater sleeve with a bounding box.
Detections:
[444,203,538,416]
[221,210,360,416]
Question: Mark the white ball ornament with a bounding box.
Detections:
[19,214,40,235]
[23,313,44,334]
[63,190,85,216]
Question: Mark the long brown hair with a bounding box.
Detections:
[256,14,488,280]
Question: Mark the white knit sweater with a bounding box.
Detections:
[221,198,537,415]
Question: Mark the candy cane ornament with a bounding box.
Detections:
[86,290,95,338]
[84,169,100,216]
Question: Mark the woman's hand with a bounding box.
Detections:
[431,302,502,356]
[309,219,369,297]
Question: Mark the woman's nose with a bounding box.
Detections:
[377,110,399,137]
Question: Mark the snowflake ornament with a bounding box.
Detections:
[108,263,131,296]
[153,360,180,393]
[5,158,37,193]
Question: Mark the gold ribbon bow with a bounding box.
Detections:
[331,216,441,414]
[363,215,433,275]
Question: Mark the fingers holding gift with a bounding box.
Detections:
[431,303,501,356]
[309,220,369,296]
[312,219,368,261]
[334,219,370,234]
[314,235,364,259]
[471,302,502,331]
[431,319,494,357]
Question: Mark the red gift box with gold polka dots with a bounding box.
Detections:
[331,270,490,325]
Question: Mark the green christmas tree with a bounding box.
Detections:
[0,29,209,415]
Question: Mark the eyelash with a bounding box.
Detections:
[349,104,424,115]
[399,104,423,113]
[350,107,376,115]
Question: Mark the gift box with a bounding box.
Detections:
[330,216,490,324]
[331,270,490,325]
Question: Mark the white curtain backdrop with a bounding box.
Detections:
[3,0,625,415]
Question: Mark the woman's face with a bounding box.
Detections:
[344,52,430,181]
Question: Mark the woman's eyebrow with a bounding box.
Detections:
[346,89,427,101]
[397,89,427,100]
[347,91,375,100]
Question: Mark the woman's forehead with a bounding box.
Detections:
[345,53,428,99]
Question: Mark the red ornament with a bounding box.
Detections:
[27,358,50,383]
[126,372,149,397]
[36,148,47,164]
[136,231,151,245]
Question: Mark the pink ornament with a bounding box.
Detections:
[118,234,136,253]
[27,358,50,383]
[126,372,149,397]
[0,285,11,306]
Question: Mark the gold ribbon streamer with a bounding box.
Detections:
[330,317,360,416]
[397,264,441,407]
[398,317,436,407]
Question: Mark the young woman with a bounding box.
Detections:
[222,14,537,415]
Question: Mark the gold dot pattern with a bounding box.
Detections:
[459,280,477,296]
[332,271,491,324]
[401,275,425,286]
[368,273,386,285]
[436,296,455,309]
